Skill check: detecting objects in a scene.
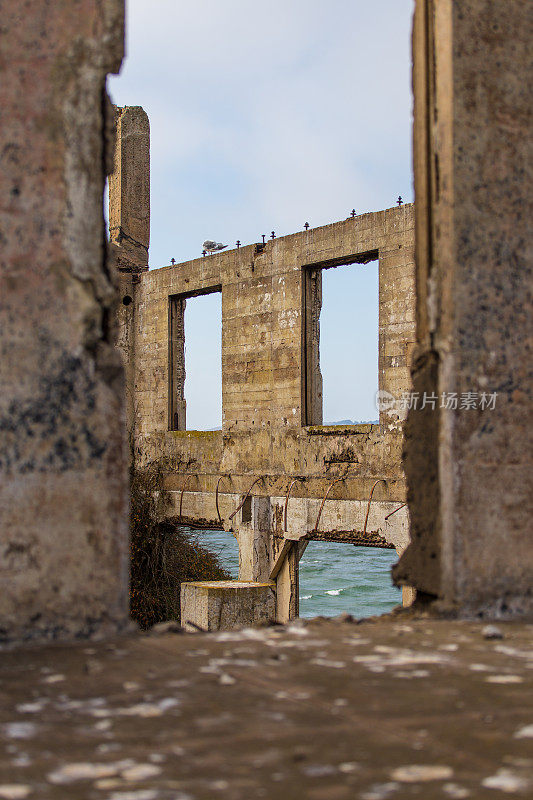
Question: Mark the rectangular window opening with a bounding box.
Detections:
[302,253,379,426]
[169,288,222,431]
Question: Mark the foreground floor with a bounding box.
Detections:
[1,616,532,799]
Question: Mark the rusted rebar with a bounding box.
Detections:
[179,474,196,517]
[228,477,264,522]
[284,478,305,532]
[384,502,407,521]
[362,479,387,536]
[313,477,347,532]
[215,475,230,523]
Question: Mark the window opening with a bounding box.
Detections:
[169,288,222,431]
[302,252,379,426]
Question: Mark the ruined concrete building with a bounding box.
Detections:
[1,0,531,639]
[1,1,532,795]
[111,105,417,626]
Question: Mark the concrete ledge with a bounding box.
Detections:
[181,581,275,631]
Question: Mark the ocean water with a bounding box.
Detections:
[186,528,401,619]
[298,541,401,618]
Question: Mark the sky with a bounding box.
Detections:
[108,0,414,428]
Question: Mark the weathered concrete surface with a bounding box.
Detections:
[395,0,533,618]
[1,618,532,799]
[114,202,416,616]
[110,105,150,453]
[0,1,129,642]
[170,491,409,550]
[109,106,150,271]
[181,581,276,631]
[129,206,414,454]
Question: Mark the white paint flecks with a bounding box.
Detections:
[482,768,530,793]
[338,762,360,773]
[48,763,120,784]
[443,783,471,798]
[41,674,65,684]
[514,724,533,739]
[310,658,346,669]
[3,724,36,740]
[353,648,449,671]
[361,782,400,800]
[16,701,47,714]
[121,764,163,781]
[0,786,32,800]
[391,765,454,782]
[482,625,503,640]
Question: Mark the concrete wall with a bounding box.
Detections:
[123,208,416,526]
[3,0,529,639]
[0,0,129,641]
[109,118,417,620]
[394,0,533,618]
[112,162,417,618]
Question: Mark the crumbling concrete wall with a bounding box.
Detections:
[0,0,129,641]
[113,179,416,618]
[128,208,415,502]
[394,0,533,619]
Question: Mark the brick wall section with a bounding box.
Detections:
[0,0,129,641]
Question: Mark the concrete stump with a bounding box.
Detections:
[181,581,276,632]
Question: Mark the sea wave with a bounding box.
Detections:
[300,595,313,600]
[325,589,343,596]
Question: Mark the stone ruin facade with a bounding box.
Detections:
[1,0,531,644]
[111,105,417,625]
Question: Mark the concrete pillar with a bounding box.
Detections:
[181,581,275,632]
[0,1,129,641]
[275,542,304,623]
[109,106,150,271]
[395,0,533,618]
[109,105,150,449]
[237,496,272,582]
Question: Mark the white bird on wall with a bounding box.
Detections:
[203,240,228,254]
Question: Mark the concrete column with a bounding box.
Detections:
[109,106,150,271]
[395,0,533,618]
[110,105,150,447]
[237,496,272,583]
[275,542,304,623]
[0,0,129,641]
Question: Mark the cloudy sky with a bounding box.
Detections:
[109,0,414,429]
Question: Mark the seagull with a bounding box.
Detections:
[203,240,228,254]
